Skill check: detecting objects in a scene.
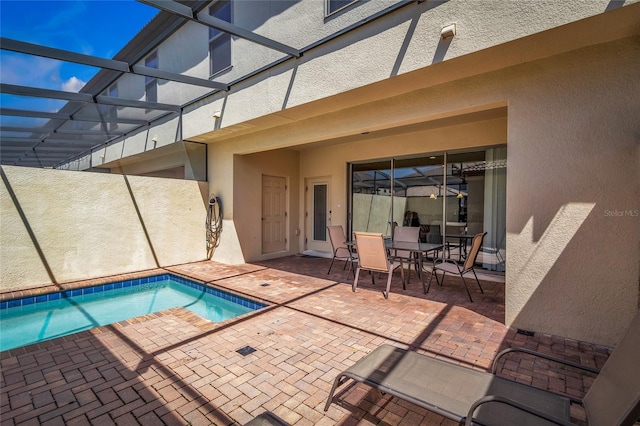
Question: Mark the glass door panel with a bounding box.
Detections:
[393,155,444,244]
[447,149,506,271]
[349,147,506,273]
[351,160,392,236]
[313,184,327,241]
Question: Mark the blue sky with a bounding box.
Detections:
[0,0,158,96]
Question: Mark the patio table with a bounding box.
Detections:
[384,241,443,292]
[445,234,474,260]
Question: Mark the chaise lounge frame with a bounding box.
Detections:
[325,310,640,426]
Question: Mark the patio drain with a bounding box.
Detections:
[236,345,257,356]
[260,283,270,287]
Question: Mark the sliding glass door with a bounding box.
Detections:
[349,146,506,273]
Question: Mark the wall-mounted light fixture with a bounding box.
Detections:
[441,23,456,40]
[212,111,221,120]
[430,193,438,199]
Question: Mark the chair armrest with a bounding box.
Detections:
[492,347,600,375]
[463,395,576,426]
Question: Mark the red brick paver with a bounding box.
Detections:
[1,256,610,425]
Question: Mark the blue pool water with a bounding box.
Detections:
[0,274,265,352]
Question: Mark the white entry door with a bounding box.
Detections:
[305,178,331,252]
[262,175,287,254]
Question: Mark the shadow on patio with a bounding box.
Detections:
[1,257,609,425]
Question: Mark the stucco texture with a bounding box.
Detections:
[203,35,639,346]
[0,166,209,291]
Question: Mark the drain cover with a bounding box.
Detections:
[236,346,257,356]
[260,283,270,287]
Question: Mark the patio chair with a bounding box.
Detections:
[480,231,506,271]
[390,226,420,286]
[423,224,443,259]
[327,225,356,276]
[325,309,640,426]
[352,232,404,299]
[427,232,486,302]
[445,224,466,261]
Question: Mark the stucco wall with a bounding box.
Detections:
[504,40,640,346]
[234,149,301,262]
[202,143,301,264]
[60,1,637,171]
[0,166,209,292]
[206,35,639,345]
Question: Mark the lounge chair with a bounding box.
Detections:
[325,310,640,425]
[352,231,404,299]
[244,411,290,426]
[327,225,356,276]
[427,232,486,302]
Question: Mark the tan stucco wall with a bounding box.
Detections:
[504,40,640,346]
[235,149,301,261]
[207,35,639,346]
[204,143,301,264]
[0,166,209,292]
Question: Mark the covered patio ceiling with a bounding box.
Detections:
[0,0,302,169]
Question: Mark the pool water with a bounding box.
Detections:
[0,275,265,352]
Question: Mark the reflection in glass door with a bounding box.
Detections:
[351,160,393,237]
[349,147,506,273]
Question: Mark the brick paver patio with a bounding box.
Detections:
[1,256,611,425]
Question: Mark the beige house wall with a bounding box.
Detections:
[0,166,209,292]
[211,35,639,346]
[3,3,637,347]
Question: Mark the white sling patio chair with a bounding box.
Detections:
[352,232,404,299]
[427,232,486,302]
[325,310,640,426]
[327,225,356,276]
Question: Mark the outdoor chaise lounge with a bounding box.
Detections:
[325,310,640,425]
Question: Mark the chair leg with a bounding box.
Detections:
[401,260,407,290]
[327,256,336,274]
[353,267,361,293]
[460,274,474,302]
[324,373,347,412]
[471,269,484,294]
[346,257,355,277]
[425,268,435,294]
[384,270,393,299]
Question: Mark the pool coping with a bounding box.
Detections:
[0,269,270,309]
[0,273,267,312]
[0,270,273,355]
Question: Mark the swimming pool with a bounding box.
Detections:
[0,274,266,352]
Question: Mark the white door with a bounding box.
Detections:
[262,175,287,254]
[305,178,331,252]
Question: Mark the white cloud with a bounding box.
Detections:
[0,54,61,86]
[61,76,86,93]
